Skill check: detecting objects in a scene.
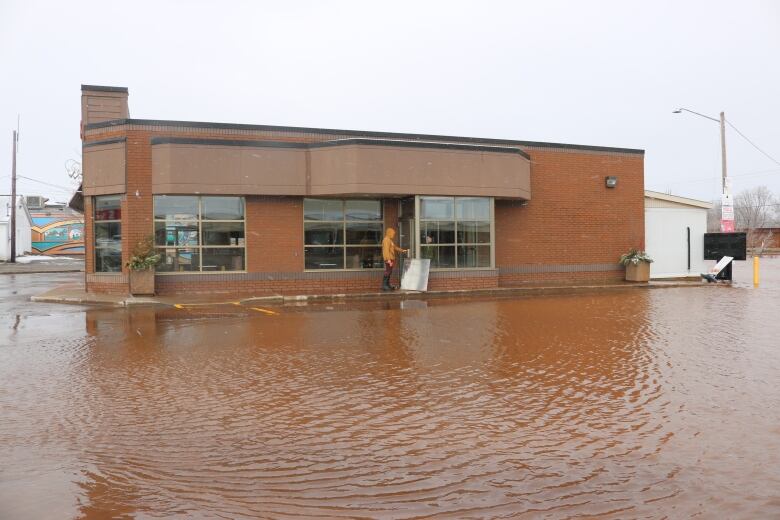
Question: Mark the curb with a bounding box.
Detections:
[30,281,717,308]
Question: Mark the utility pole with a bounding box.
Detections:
[720,111,727,194]
[10,130,18,263]
[672,107,733,231]
[718,111,734,231]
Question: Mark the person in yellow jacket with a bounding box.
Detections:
[381,228,407,291]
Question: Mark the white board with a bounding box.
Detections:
[400,259,430,291]
[721,193,735,221]
[708,256,734,275]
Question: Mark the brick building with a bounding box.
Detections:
[79,85,644,295]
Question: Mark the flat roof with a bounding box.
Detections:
[84,118,645,155]
[81,84,129,93]
[644,190,713,209]
[148,136,532,159]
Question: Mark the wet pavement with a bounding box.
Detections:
[0,257,84,274]
[1,261,780,518]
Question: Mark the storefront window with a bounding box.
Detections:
[420,196,492,268]
[304,199,383,270]
[154,195,245,272]
[94,195,122,272]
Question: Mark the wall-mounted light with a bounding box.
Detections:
[605,176,618,188]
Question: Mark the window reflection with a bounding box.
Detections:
[419,196,491,269]
[94,195,122,272]
[303,199,383,270]
[153,195,245,272]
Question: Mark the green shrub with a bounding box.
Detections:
[126,235,160,271]
[619,249,653,266]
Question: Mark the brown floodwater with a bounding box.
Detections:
[2,260,780,519]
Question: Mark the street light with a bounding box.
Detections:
[673,107,732,232]
[672,107,727,195]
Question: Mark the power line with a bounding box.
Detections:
[726,119,780,167]
[709,202,780,209]
[15,183,73,195]
[16,175,77,191]
[662,167,780,186]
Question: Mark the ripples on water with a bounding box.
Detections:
[2,261,780,518]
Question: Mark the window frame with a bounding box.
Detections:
[303,198,385,271]
[417,196,495,270]
[153,195,247,274]
[93,195,123,273]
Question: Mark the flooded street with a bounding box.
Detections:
[2,261,780,519]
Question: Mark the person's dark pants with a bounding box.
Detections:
[382,260,395,290]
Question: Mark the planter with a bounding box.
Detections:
[129,268,155,295]
[625,261,650,282]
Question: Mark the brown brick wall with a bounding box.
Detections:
[495,148,644,273]
[83,195,94,274]
[246,196,304,272]
[500,270,624,286]
[152,270,498,296]
[124,131,154,269]
[82,126,643,295]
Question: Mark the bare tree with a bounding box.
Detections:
[750,228,776,252]
[734,186,777,248]
[706,199,722,232]
[774,201,780,227]
[734,186,775,230]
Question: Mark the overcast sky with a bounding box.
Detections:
[1,0,778,204]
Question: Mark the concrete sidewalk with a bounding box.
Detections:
[31,279,716,308]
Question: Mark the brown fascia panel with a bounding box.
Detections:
[151,141,308,196]
[150,138,531,199]
[82,139,126,196]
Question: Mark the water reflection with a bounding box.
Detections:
[2,266,780,518]
[66,293,667,518]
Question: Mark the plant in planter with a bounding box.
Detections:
[126,235,160,295]
[619,249,653,282]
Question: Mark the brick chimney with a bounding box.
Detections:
[80,85,129,137]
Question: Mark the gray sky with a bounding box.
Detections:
[1,0,779,204]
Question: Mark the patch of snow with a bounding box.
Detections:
[15,255,74,263]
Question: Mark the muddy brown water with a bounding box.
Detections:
[2,261,780,518]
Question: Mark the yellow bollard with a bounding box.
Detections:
[753,256,760,287]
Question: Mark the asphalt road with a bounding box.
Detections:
[0,271,85,320]
[0,257,84,274]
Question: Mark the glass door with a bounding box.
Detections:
[399,197,416,259]
[398,197,416,278]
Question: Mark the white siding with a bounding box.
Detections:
[645,207,708,278]
[0,196,33,261]
[0,222,7,261]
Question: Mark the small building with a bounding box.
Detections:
[644,190,712,279]
[27,196,85,256]
[79,85,646,295]
[0,195,33,261]
[748,227,780,251]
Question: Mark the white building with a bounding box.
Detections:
[644,190,712,279]
[0,195,33,261]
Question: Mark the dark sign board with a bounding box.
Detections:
[704,232,747,261]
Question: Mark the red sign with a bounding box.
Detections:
[721,219,735,232]
[95,209,121,221]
